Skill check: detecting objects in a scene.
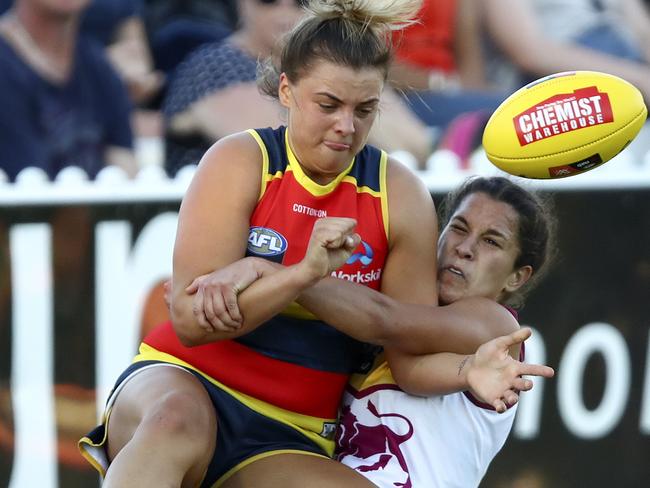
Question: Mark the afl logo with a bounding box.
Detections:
[247,227,288,257]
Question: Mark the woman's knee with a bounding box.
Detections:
[107,368,217,461]
[140,389,217,447]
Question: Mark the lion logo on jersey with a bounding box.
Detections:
[336,400,414,488]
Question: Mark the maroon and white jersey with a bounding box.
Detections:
[336,360,518,488]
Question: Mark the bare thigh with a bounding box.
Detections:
[106,365,217,483]
[221,453,376,488]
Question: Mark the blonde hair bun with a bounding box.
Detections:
[305,0,422,32]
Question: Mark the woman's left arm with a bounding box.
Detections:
[379,158,439,306]
[387,328,555,412]
[385,303,519,398]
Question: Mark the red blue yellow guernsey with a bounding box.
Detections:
[142,126,389,434]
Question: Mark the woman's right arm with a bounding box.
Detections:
[170,131,262,346]
[187,252,520,355]
[482,0,650,102]
[298,284,518,355]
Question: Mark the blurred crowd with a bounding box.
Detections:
[1,0,650,182]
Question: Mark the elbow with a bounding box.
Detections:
[390,371,418,396]
[389,363,437,397]
[170,304,204,347]
[504,49,541,75]
[396,382,429,397]
[510,43,563,76]
[175,327,203,348]
[170,300,235,347]
[496,37,551,75]
[171,318,202,347]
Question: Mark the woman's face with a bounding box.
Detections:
[279,59,384,184]
[437,192,532,305]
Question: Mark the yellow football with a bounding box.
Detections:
[482,71,647,179]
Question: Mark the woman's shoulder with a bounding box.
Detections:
[384,154,430,195]
[184,130,265,204]
[198,129,265,171]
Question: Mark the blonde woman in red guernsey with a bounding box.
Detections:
[79,1,550,486]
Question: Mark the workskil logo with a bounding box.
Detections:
[514,86,613,146]
[331,268,382,284]
[333,240,382,285]
[247,227,287,257]
[346,240,374,267]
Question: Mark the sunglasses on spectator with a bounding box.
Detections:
[257,0,308,6]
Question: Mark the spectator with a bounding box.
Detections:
[0,0,136,181]
[84,0,165,108]
[82,0,167,150]
[481,0,650,107]
[162,0,435,175]
[142,0,237,76]
[390,0,507,129]
[526,0,650,64]
[0,0,164,107]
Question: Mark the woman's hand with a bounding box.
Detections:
[181,217,360,335]
[465,327,555,413]
[185,257,264,333]
[177,217,360,338]
[298,217,360,280]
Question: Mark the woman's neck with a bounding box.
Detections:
[0,6,79,83]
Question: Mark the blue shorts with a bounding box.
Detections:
[79,359,332,487]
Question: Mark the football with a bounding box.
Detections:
[482,71,648,179]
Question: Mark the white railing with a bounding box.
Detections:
[2,147,650,208]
